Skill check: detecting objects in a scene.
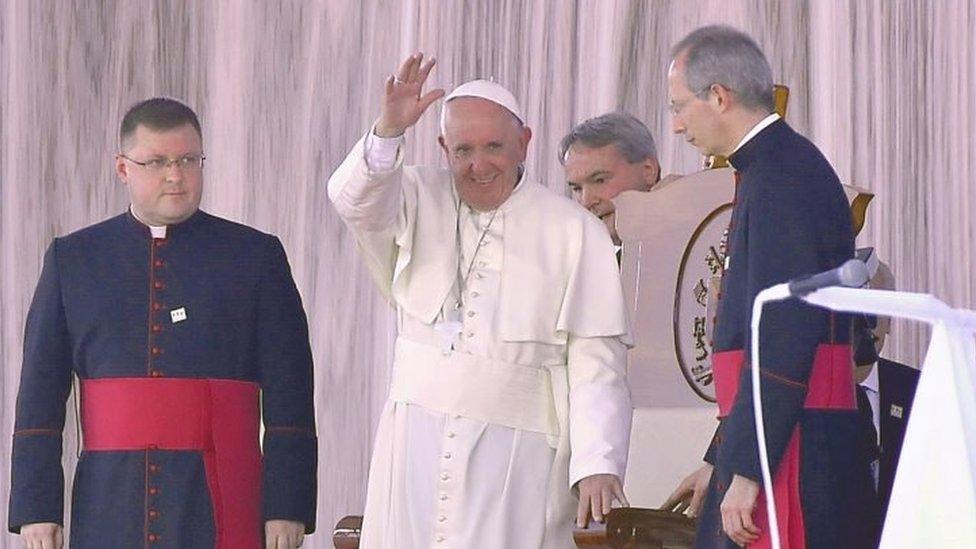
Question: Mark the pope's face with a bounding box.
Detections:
[116,123,204,225]
[439,97,531,211]
[667,58,727,157]
[563,142,659,243]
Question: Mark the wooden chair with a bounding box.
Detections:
[573,508,697,548]
[332,515,362,549]
[332,508,696,548]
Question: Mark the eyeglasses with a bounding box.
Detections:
[667,85,714,115]
[120,154,206,171]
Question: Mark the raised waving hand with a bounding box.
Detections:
[374,52,445,138]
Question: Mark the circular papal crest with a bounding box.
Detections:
[672,203,733,402]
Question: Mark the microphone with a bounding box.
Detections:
[788,259,870,297]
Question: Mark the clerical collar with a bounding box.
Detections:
[130,206,167,238]
[862,361,880,393]
[731,113,780,156]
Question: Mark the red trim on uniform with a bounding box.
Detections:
[144,449,150,549]
[81,378,262,549]
[202,445,224,547]
[265,425,315,436]
[712,344,855,418]
[804,344,856,410]
[712,350,746,418]
[147,239,157,376]
[749,429,806,549]
[12,428,61,436]
[711,344,855,548]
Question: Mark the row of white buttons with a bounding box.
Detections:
[436,209,493,544]
[463,260,485,342]
[434,418,460,544]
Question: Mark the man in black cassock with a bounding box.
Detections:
[661,26,878,548]
[9,98,316,549]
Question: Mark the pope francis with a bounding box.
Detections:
[328,53,633,548]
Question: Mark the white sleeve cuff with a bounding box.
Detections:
[364,125,404,173]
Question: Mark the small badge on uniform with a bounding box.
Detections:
[171,307,188,323]
[890,404,904,419]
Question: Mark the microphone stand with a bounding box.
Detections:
[749,283,792,549]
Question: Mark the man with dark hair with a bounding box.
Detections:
[660,26,877,548]
[9,97,316,549]
[119,96,203,147]
[559,112,661,244]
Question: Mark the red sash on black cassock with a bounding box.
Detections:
[712,344,856,549]
[81,378,262,548]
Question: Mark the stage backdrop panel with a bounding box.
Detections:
[2,1,973,546]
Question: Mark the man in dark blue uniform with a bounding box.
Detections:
[661,26,877,547]
[8,98,316,549]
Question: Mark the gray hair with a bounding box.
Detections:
[558,112,657,165]
[670,25,774,112]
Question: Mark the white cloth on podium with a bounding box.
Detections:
[802,288,976,548]
[880,321,976,547]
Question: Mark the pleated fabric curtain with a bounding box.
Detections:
[1,1,973,546]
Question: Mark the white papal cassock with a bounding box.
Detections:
[328,131,633,549]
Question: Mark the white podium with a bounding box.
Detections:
[797,288,976,548]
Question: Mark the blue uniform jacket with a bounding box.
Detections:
[8,210,317,547]
[698,120,878,548]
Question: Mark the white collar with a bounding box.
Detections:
[731,113,780,155]
[861,362,880,393]
[130,206,168,238]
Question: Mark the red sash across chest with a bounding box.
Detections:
[81,377,262,549]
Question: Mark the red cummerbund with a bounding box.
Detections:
[712,344,856,418]
[81,377,263,549]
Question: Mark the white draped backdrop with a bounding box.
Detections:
[1,1,973,546]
